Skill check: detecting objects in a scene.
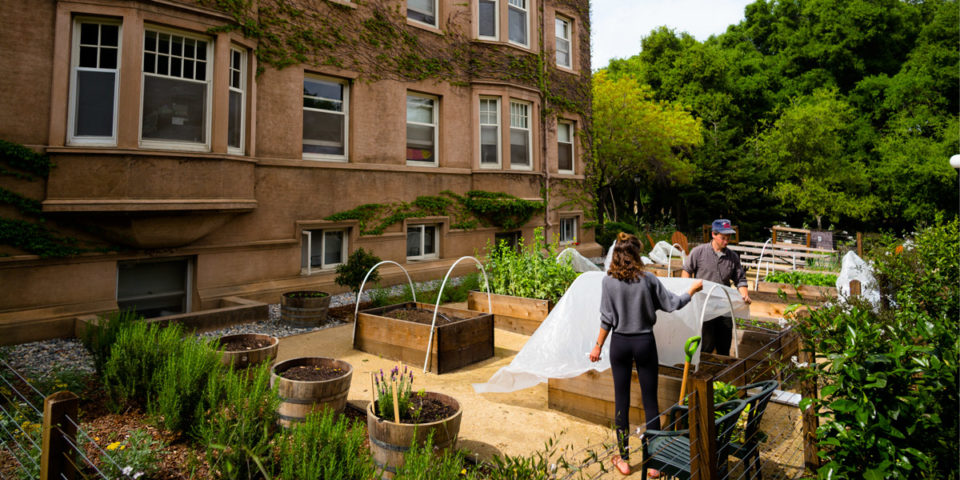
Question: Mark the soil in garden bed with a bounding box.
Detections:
[220,336,273,351]
[277,365,349,381]
[381,308,464,326]
[374,395,458,424]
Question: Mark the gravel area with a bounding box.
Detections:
[0,277,473,381]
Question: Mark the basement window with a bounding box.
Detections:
[117,258,191,318]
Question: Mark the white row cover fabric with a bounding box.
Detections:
[472,271,749,393]
[648,241,686,265]
[556,247,602,272]
[836,251,881,308]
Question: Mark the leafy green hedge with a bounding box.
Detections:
[796,216,958,479]
[764,270,837,287]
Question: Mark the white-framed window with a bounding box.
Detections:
[509,101,531,169]
[140,28,212,150]
[478,0,498,39]
[227,48,246,154]
[555,16,571,68]
[407,224,438,260]
[117,257,191,319]
[303,75,349,160]
[408,0,438,27]
[68,18,121,146]
[406,93,438,166]
[508,0,528,47]
[479,97,500,168]
[559,217,577,244]
[557,120,574,173]
[300,229,347,274]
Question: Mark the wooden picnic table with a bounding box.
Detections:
[737,241,837,255]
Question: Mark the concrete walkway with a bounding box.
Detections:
[274,316,651,476]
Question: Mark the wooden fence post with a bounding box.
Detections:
[849,280,861,297]
[799,343,820,475]
[41,391,78,480]
[688,372,717,480]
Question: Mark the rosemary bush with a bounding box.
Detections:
[196,362,279,480]
[149,336,223,433]
[393,432,476,480]
[101,321,184,410]
[80,310,141,375]
[276,408,374,480]
[483,227,578,304]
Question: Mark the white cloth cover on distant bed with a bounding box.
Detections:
[473,243,749,394]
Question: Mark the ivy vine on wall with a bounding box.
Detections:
[324,190,544,235]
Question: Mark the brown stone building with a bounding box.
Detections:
[0,0,598,344]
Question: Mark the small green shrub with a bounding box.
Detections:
[149,336,223,433]
[335,247,382,295]
[100,428,164,480]
[394,432,477,480]
[483,227,578,303]
[196,362,279,480]
[276,408,374,480]
[81,310,141,375]
[595,220,639,250]
[102,321,184,410]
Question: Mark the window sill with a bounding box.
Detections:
[406,18,444,35]
[326,0,356,9]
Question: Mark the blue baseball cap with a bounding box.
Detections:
[711,219,736,235]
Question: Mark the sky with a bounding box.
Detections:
[590,0,756,70]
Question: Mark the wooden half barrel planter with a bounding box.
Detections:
[281,291,332,327]
[466,291,552,335]
[354,302,493,374]
[270,357,353,427]
[367,392,462,479]
[217,333,279,369]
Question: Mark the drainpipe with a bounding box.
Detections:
[539,0,551,234]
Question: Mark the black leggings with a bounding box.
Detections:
[610,332,660,460]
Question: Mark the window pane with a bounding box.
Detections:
[101,24,119,47]
[310,232,324,267]
[408,0,436,24]
[556,19,569,39]
[301,232,310,269]
[407,228,421,257]
[228,90,242,149]
[171,36,182,56]
[158,33,170,54]
[303,110,344,155]
[171,57,181,77]
[510,128,529,166]
[79,46,98,68]
[304,78,343,105]
[80,23,99,45]
[406,124,434,161]
[406,96,434,123]
[424,226,436,255]
[481,125,498,164]
[195,61,206,81]
[196,41,207,60]
[145,31,156,52]
[232,70,240,89]
[557,40,570,67]
[557,123,570,142]
[480,99,498,124]
[479,0,496,37]
[100,47,118,69]
[144,53,155,73]
[558,143,573,171]
[508,8,527,44]
[75,70,115,137]
[141,76,206,142]
[117,259,187,319]
[304,97,343,111]
[324,231,344,265]
[183,59,193,79]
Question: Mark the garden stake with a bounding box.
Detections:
[678,336,701,406]
[370,372,377,405]
[392,380,400,423]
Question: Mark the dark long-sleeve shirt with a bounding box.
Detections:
[682,243,748,288]
[599,272,692,334]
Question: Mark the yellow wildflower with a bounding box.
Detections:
[106,441,122,451]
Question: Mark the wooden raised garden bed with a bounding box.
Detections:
[548,366,687,426]
[750,281,837,306]
[466,291,552,335]
[354,302,493,374]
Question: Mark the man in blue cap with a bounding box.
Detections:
[681,219,751,355]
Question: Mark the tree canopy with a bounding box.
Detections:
[596,0,959,237]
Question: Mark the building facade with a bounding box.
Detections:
[0,0,597,343]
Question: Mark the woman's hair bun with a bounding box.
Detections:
[617,231,630,242]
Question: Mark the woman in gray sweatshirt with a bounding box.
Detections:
[589,232,702,476]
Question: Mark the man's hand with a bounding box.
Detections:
[739,286,752,304]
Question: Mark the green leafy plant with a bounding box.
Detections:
[101,321,184,410]
[764,270,837,287]
[100,428,164,480]
[796,216,958,479]
[31,366,92,398]
[196,362,279,480]
[335,247,382,295]
[393,432,477,480]
[483,227,578,303]
[276,408,374,480]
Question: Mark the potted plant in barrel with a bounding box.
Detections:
[366,365,461,478]
[281,290,332,327]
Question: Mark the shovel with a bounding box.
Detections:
[677,336,701,406]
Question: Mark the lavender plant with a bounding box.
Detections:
[373,365,419,421]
